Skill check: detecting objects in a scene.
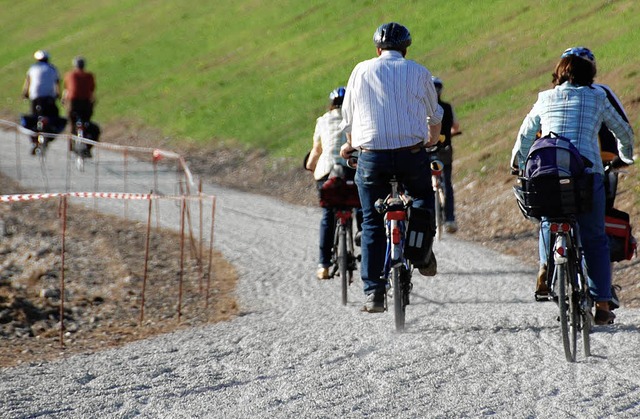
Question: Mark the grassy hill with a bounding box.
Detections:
[1,0,639,195]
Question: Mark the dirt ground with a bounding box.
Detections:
[0,170,238,368]
[2,120,639,368]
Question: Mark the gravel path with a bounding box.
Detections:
[2,126,640,418]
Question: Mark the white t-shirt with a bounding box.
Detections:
[26,62,59,100]
[312,108,348,180]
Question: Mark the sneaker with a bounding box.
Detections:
[610,284,621,310]
[535,264,549,299]
[362,291,385,313]
[444,221,458,233]
[316,267,330,280]
[594,309,616,325]
[354,231,362,247]
[418,252,437,276]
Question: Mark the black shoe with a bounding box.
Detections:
[362,291,385,313]
[594,309,616,325]
[418,252,437,276]
[610,285,621,311]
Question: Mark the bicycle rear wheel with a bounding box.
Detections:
[556,264,577,362]
[337,225,348,306]
[392,265,405,331]
[434,189,444,240]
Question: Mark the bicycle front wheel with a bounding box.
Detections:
[337,225,348,306]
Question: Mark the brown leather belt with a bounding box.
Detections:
[359,143,424,153]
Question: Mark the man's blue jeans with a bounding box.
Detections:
[355,146,434,295]
[538,173,611,301]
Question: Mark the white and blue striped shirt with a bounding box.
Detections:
[340,50,443,150]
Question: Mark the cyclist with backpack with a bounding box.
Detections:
[306,87,362,280]
[511,48,634,325]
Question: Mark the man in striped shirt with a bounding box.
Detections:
[339,22,444,313]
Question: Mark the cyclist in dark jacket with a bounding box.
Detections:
[432,76,461,233]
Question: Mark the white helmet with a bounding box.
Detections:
[33,50,49,61]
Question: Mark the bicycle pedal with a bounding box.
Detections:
[534,293,552,302]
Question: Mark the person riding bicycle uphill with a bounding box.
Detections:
[432,76,461,233]
[62,56,96,131]
[306,86,363,280]
[511,48,634,325]
[532,47,630,312]
[62,56,98,157]
[339,22,443,313]
[22,50,61,119]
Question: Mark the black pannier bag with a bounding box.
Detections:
[404,206,435,265]
[515,175,593,219]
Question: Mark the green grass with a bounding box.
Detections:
[1,0,639,175]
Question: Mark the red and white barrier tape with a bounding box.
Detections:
[0,192,212,202]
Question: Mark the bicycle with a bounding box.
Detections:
[328,205,359,306]
[319,161,361,306]
[514,176,593,362]
[375,176,414,331]
[426,131,462,240]
[71,117,92,172]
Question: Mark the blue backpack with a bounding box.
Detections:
[524,132,592,179]
[515,132,594,218]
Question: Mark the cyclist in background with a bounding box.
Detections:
[62,56,96,130]
[22,50,60,118]
[306,87,362,280]
[511,48,634,325]
[432,76,461,233]
[339,22,443,313]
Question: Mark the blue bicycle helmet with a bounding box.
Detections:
[373,22,412,49]
[561,47,595,65]
[329,86,346,107]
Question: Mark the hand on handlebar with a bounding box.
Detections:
[609,156,629,169]
[340,142,355,160]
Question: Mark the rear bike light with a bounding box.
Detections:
[392,226,401,245]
